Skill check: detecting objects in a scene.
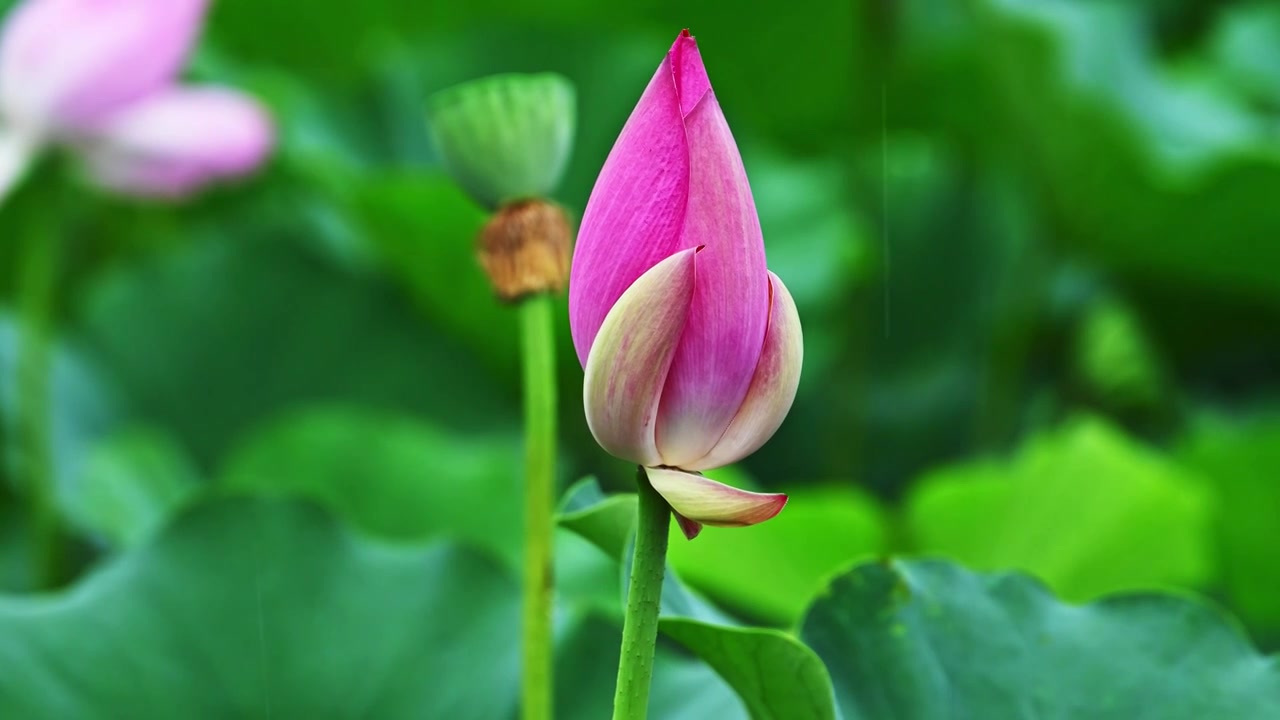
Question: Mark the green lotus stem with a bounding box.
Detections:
[16,206,64,590]
[612,465,671,720]
[519,293,557,720]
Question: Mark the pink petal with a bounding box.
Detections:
[670,29,710,118]
[644,466,787,532]
[583,248,698,466]
[654,89,769,467]
[568,30,713,368]
[673,512,704,541]
[0,0,209,132]
[685,272,804,471]
[79,86,273,198]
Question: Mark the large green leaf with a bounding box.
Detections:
[555,613,748,720]
[0,492,759,717]
[975,0,1280,303]
[1179,416,1280,637]
[558,491,636,564]
[61,427,201,548]
[802,559,1280,719]
[217,415,642,620]
[557,478,730,624]
[0,492,30,591]
[856,0,1280,307]
[558,482,839,718]
[554,528,626,620]
[218,406,523,569]
[0,315,124,589]
[905,416,1215,601]
[0,499,522,718]
[1209,4,1280,108]
[667,484,885,626]
[0,314,122,494]
[73,235,516,469]
[660,619,835,720]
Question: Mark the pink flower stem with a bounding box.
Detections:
[612,465,671,720]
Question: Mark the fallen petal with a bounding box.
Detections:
[583,248,698,466]
[79,86,273,198]
[685,271,804,471]
[644,466,787,531]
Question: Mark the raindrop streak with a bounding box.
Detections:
[881,82,891,338]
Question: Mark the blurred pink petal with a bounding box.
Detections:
[686,272,804,471]
[0,0,209,132]
[583,247,698,467]
[80,86,273,198]
[644,466,787,533]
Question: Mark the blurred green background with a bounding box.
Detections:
[1,0,1279,713]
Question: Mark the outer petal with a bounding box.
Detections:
[644,466,787,538]
[672,512,704,541]
[568,30,710,367]
[583,248,698,466]
[685,272,804,471]
[654,89,769,467]
[78,86,273,198]
[0,0,209,131]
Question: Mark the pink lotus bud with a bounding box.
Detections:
[77,86,274,198]
[569,31,803,536]
[0,0,210,132]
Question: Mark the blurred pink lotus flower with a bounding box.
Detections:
[0,0,272,200]
[569,30,803,539]
[79,87,272,198]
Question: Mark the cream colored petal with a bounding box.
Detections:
[644,466,787,532]
[582,248,698,466]
[685,271,803,471]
